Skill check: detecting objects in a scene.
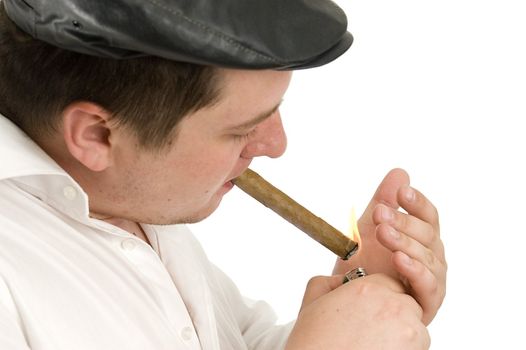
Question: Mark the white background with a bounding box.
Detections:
[192,0,526,349]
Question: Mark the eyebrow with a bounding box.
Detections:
[228,101,282,132]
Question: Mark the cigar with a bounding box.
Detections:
[232,168,358,260]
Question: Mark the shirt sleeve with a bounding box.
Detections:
[210,264,294,350]
[0,277,31,350]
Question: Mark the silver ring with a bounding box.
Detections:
[342,267,368,284]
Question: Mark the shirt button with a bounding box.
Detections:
[120,239,137,251]
[63,186,77,200]
[180,326,194,341]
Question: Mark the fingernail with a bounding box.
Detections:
[405,187,415,202]
[389,228,400,240]
[381,206,394,221]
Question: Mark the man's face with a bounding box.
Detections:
[98,69,292,224]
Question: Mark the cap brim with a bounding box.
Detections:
[279,32,354,70]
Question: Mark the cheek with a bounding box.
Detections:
[155,139,244,195]
[201,156,238,183]
[197,144,243,172]
[165,156,234,195]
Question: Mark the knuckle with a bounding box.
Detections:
[352,278,376,298]
[425,224,438,245]
[400,324,420,342]
[399,323,430,349]
[398,211,410,230]
[424,248,437,269]
[421,325,432,348]
[426,276,440,297]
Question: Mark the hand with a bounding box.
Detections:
[286,273,430,350]
[333,169,447,325]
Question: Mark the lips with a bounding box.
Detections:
[221,172,243,193]
[224,159,252,191]
[228,173,243,184]
[228,163,252,183]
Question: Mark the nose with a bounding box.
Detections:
[241,111,287,159]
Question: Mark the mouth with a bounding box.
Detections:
[223,180,234,188]
[223,161,252,192]
[228,165,251,184]
[221,172,243,193]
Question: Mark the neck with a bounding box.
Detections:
[91,213,150,244]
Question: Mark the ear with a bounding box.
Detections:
[61,102,114,172]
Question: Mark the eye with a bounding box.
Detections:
[234,127,257,142]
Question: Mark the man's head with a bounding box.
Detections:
[71,68,291,224]
[0,6,291,224]
[0,0,349,224]
[53,68,291,224]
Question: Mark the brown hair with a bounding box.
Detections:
[0,6,221,150]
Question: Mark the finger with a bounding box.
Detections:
[398,185,440,229]
[373,203,434,245]
[376,223,445,273]
[391,251,445,325]
[361,168,410,224]
[376,224,447,325]
[373,204,443,259]
[302,275,345,306]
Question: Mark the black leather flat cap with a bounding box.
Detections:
[3,0,352,69]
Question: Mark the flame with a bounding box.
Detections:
[349,207,361,245]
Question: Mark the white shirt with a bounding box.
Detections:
[0,115,292,350]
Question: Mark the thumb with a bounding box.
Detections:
[360,168,410,225]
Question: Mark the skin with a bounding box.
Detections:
[39,68,445,347]
[286,274,430,350]
[41,69,290,226]
[333,169,447,325]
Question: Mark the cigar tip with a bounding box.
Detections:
[343,243,359,260]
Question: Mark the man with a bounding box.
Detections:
[0,0,446,349]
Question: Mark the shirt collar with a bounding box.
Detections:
[0,114,90,222]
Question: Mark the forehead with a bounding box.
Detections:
[171,68,292,140]
[211,68,292,123]
[151,69,291,154]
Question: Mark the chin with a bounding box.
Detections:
[155,183,231,225]
[174,195,224,224]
